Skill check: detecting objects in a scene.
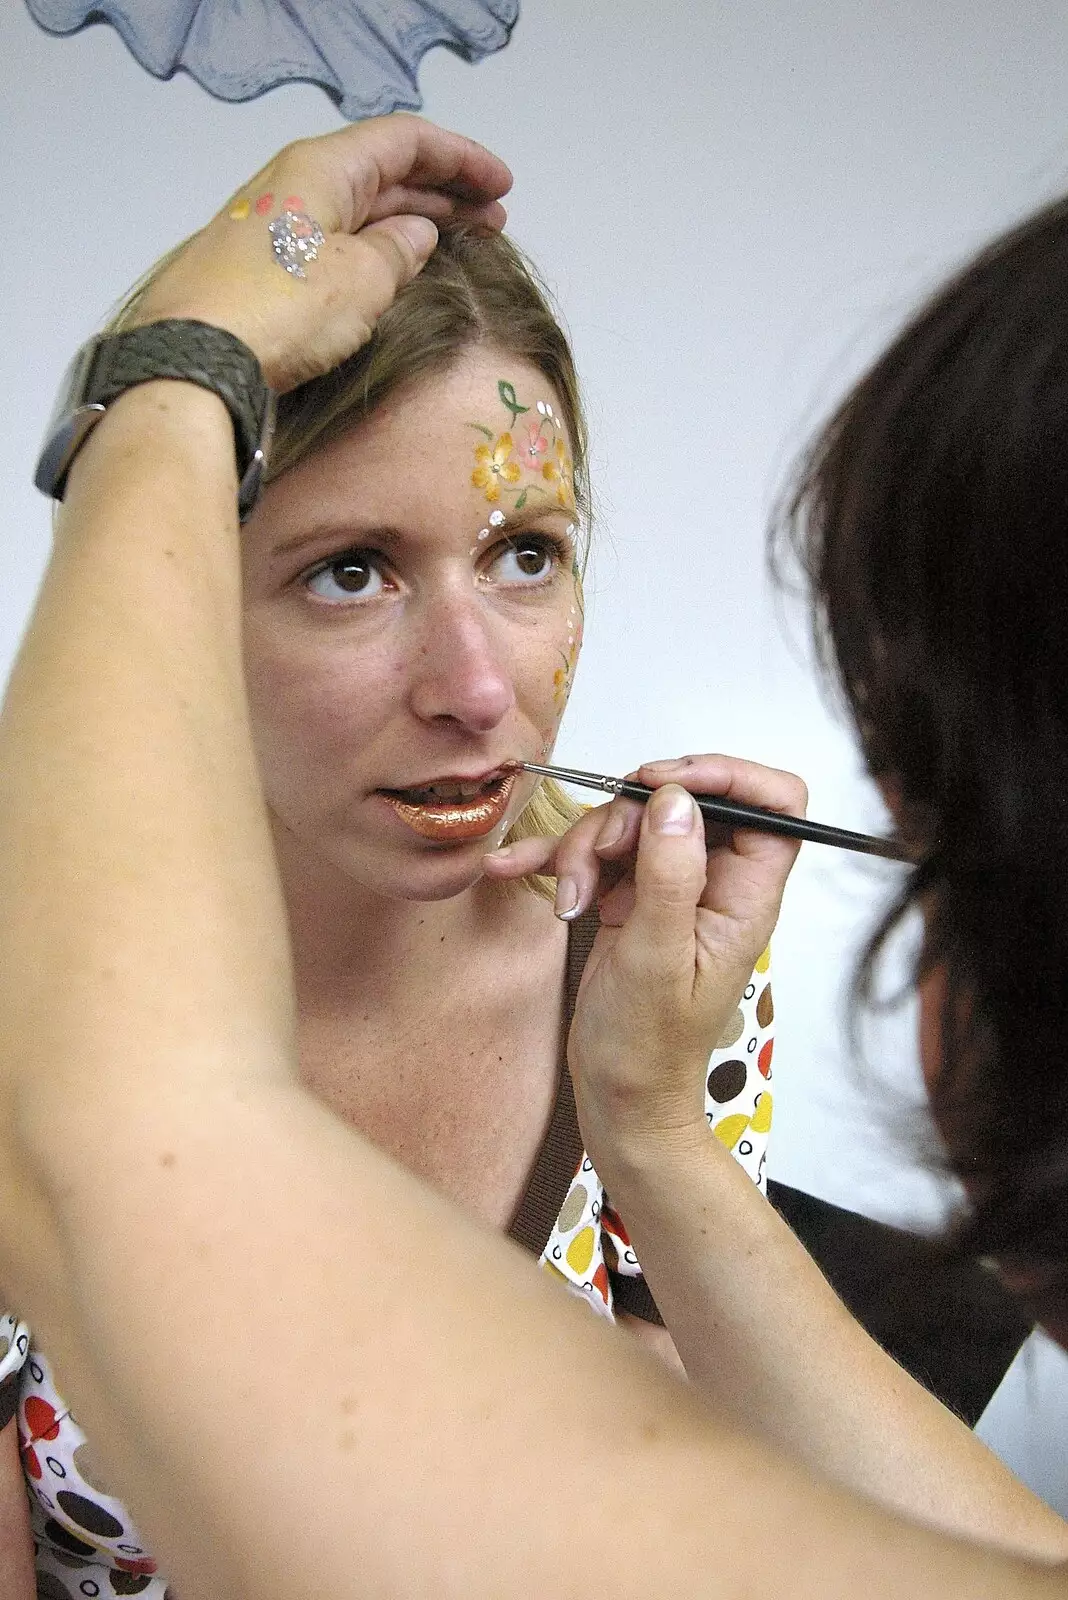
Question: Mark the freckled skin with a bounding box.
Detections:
[239,350,580,905]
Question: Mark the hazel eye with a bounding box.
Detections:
[305,553,385,604]
[491,539,558,585]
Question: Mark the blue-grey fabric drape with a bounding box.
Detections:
[24,1,520,119]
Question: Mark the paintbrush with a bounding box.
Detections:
[518,761,907,862]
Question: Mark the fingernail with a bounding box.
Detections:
[649,786,696,835]
[595,811,626,852]
[554,877,581,920]
[641,757,688,773]
[489,844,515,860]
[395,215,439,256]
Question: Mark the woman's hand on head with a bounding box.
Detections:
[485,755,805,1174]
[125,114,512,393]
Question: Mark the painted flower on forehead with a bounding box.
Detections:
[542,437,576,511]
[520,419,550,469]
[471,434,522,503]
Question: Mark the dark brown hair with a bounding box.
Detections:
[780,192,1068,1319]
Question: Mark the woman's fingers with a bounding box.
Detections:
[611,788,708,978]
[484,803,626,919]
[481,834,561,880]
[565,788,728,1163]
[638,754,808,826]
[289,114,511,233]
[328,113,512,222]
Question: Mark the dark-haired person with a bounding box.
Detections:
[2,117,1068,1600]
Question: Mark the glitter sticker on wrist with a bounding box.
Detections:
[269,210,326,279]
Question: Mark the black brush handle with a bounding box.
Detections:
[615,780,907,862]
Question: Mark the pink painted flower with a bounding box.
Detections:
[520,420,550,469]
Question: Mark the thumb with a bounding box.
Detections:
[612,785,707,982]
[343,213,440,318]
[368,213,440,269]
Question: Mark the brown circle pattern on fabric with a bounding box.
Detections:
[707,1058,747,1103]
[57,1489,124,1540]
[42,1517,96,1559]
[756,984,774,1028]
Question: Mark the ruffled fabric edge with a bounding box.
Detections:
[23,0,521,120]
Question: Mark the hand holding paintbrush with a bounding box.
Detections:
[486,752,811,1172]
[486,751,822,931]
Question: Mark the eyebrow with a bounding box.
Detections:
[270,521,397,562]
[479,503,577,537]
[269,502,577,563]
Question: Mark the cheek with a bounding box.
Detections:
[244,625,391,787]
[527,600,583,734]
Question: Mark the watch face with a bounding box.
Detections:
[34,338,106,499]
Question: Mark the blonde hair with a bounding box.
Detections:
[111,227,591,893]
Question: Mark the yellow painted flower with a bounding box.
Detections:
[472,433,521,502]
[542,437,576,510]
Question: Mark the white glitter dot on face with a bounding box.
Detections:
[489,509,506,527]
[536,401,548,416]
[566,523,577,537]
[477,528,490,540]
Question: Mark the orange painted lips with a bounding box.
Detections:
[381,771,517,841]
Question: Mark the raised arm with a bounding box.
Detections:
[0,121,1066,1600]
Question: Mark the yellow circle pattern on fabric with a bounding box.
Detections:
[542,1258,569,1284]
[750,1092,773,1134]
[711,1113,750,1151]
[566,1226,595,1274]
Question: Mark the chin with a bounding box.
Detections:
[350,837,505,904]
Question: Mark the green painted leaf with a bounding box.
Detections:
[498,379,529,424]
[467,422,495,440]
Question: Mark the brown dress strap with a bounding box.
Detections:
[507,910,599,1256]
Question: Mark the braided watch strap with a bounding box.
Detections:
[88,320,268,482]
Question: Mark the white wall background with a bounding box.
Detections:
[4,0,1068,1509]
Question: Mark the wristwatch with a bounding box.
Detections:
[34,320,277,522]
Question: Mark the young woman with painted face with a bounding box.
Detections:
[0,120,777,1597]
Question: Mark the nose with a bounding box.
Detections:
[407,592,515,733]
